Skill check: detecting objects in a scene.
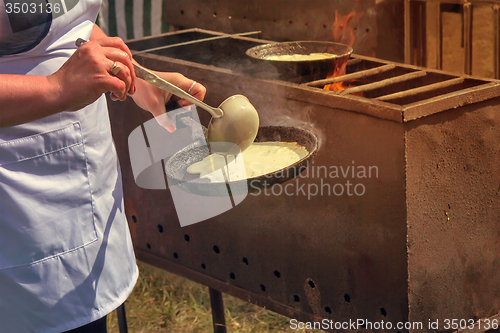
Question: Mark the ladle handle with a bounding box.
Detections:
[133,64,223,118]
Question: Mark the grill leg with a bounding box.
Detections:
[209,287,227,333]
[117,303,128,333]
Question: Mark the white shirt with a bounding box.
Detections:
[0,1,138,332]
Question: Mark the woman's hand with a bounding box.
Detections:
[130,71,206,131]
[48,36,136,111]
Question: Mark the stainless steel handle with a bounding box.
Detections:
[133,64,223,119]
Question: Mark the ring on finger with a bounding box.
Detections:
[187,81,197,94]
[110,62,121,75]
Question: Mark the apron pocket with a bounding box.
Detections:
[0,122,97,270]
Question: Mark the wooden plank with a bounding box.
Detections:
[463,2,473,75]
[494,4,500,79]
[436,3,443,70]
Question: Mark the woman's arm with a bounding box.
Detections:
[0,28,136,128]
[0,75,68,128]
[0,23,206,130]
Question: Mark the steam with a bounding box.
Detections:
[257,102,324,150]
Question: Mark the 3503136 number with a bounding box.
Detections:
[5,2,61,14]
[443,318,499,330]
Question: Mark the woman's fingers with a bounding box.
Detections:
[78,39,136,96]
[94,36,133,63]
[155,72,207,105]
[100,47,136,95]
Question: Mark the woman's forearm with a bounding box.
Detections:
[0,74,67,128]
[0,26,135,129]
[90,24,109,41]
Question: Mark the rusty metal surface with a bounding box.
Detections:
[405,97,500,331]
[108,83,409,329]
[107,30,500,332]
[162,0,404,62]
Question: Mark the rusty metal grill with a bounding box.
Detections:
[108,29,500,332]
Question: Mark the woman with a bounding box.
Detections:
[0,0,205,332]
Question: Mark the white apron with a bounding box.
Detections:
[0,1,138,332]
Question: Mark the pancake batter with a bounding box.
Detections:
[263,53,338,61]
[187,142,309,183]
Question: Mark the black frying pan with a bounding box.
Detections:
[164,126,318,197]
[245,41,352,83]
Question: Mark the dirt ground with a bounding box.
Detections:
[425,2,497,79]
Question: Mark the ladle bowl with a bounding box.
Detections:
[208,95,259,154]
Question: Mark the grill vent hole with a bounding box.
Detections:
[308,280,316,288]
[380,308,387,317]
[242,257,249,265]
[180,10,184,15]
[344,293,351,302]
[132,215,137,223]
[146,243,151,249]
[173,252,179,259]
[325,306,332,314]
[201,263,206,269]
[260,284,266,292]
[274,270,281,278]
[293,295,300,302]
[230,272,236,280]
[157,224,163,233]
[213,245,220,254]
[184,234,190,242]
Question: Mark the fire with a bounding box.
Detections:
[323,57,352,92]
[332,6,365,49]
[324,1,365,92]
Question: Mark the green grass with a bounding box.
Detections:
[107,261,325,333]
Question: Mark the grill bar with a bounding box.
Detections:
[132,31,262,55]
[346,58,363,67]
[305,64,396,87]
[339,71,428,95]
[403,82,500,121]
[376,77,465,101]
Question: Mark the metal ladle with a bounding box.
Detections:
[133,64,259,153]
[75,39,258,153]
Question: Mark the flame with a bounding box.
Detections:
[324,2,365,92]
[323,56,351,91]
[332,10,364,49]
[324,81,349,91]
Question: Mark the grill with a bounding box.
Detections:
[108,29,500,332]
